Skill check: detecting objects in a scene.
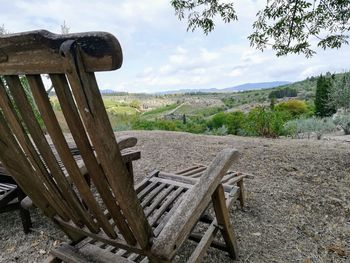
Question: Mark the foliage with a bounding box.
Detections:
[142,104,178,116]
[315,74,336,117]
[333,111,350,135]
[171,0,350,57]
[275,99,309,117]
[328,72,350,110]
[129,99,141,110]
[171,0,237,34]
[0,24,7,35]
[269,87,297,99]
[106,106,138,115]
[243,107,291,138]
[207,111,245,135]
[285,117,337,139]
[205,125,228,136]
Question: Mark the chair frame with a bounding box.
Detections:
[0,30,242,262]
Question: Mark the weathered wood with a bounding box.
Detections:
[61,40,152,249]
[237,179,246,208]
[212,185,239,259]
[26,74,108,235]
[6,75,88,226]
[148,187,185,227]
[50,73,136,244]
[0,30,122,74]
[54,217,145,255]
[188,223,219,263]
[144,186,175,217]
[151,148,239,259]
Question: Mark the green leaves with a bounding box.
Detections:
[171,0,350,57]
[171,0,238,34]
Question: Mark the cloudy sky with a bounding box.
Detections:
[1,0,349,93]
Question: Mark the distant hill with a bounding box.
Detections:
[222,81,290,92]
[100,89,116,94]
[157,81,290,94]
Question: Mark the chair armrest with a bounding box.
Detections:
[69,136,137,155]
[151,148,239,260]
[116,136,137,150]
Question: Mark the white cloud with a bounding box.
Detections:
[1,0,350,93]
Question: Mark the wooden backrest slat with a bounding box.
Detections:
[5,75,84,224]
[26,74,114,235]
[0,110,56,216]
[50,74,136,244]
[0,78,69,219]
[61,42,152,249]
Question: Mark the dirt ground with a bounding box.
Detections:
[0,131,349,263]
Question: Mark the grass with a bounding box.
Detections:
[142,103,178,116]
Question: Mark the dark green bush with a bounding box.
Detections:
[207,111,245,135]
[275,99,310,117]
[243,107,291,137]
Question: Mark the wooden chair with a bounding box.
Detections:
[0,30,241,262]
[0,166,32,233]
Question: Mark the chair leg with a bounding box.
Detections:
[212,184,239,260]
[18,188,32,234]
[237,179,245,209]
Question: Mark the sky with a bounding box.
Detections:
[1,0,350,93]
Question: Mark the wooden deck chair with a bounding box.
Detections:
[0,166,32,233]
[0,30,241,262]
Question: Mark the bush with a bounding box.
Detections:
[269,87,297,99]
[207,111,245,135]
[333,111,350,135]
[205,125,228,136]
[275,99,310,117]
[243,107,291,137]
[284,117,336,139]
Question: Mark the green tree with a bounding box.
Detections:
[171,0,350,57]
[315,75,336,117]
[328,72,350,110]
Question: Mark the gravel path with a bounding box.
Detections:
[0,131,349,262]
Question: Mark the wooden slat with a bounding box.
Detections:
[144,186,175,217]
[54,217,146,256]
[27,74,113,236]
[212,185,239,259]
[0,111,56,217]
[188,223,220,263]
[0,78,63,218]
[61,41,152,248]
[50,73,136,244]
[179,166,206,177]
[151,148,239,259]
[137,181,159,200]
[6,75,83,225]
[141,184,166,208]
[149,187,185,227]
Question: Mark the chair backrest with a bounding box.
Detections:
[0,30,151,249]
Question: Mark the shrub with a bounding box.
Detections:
[243,107,290,137]
[269,87,297,99]
[333,111,350,135]
[284,117,336,139]
[205,125,228,136]
[207,111,245,135]
[275,99,309,117]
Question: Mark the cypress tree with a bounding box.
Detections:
[315,75,336,117]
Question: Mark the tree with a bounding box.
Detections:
[328,72,350,110]
[61,20,70,34]
[315,74,336,117]
[171,0,350,57]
